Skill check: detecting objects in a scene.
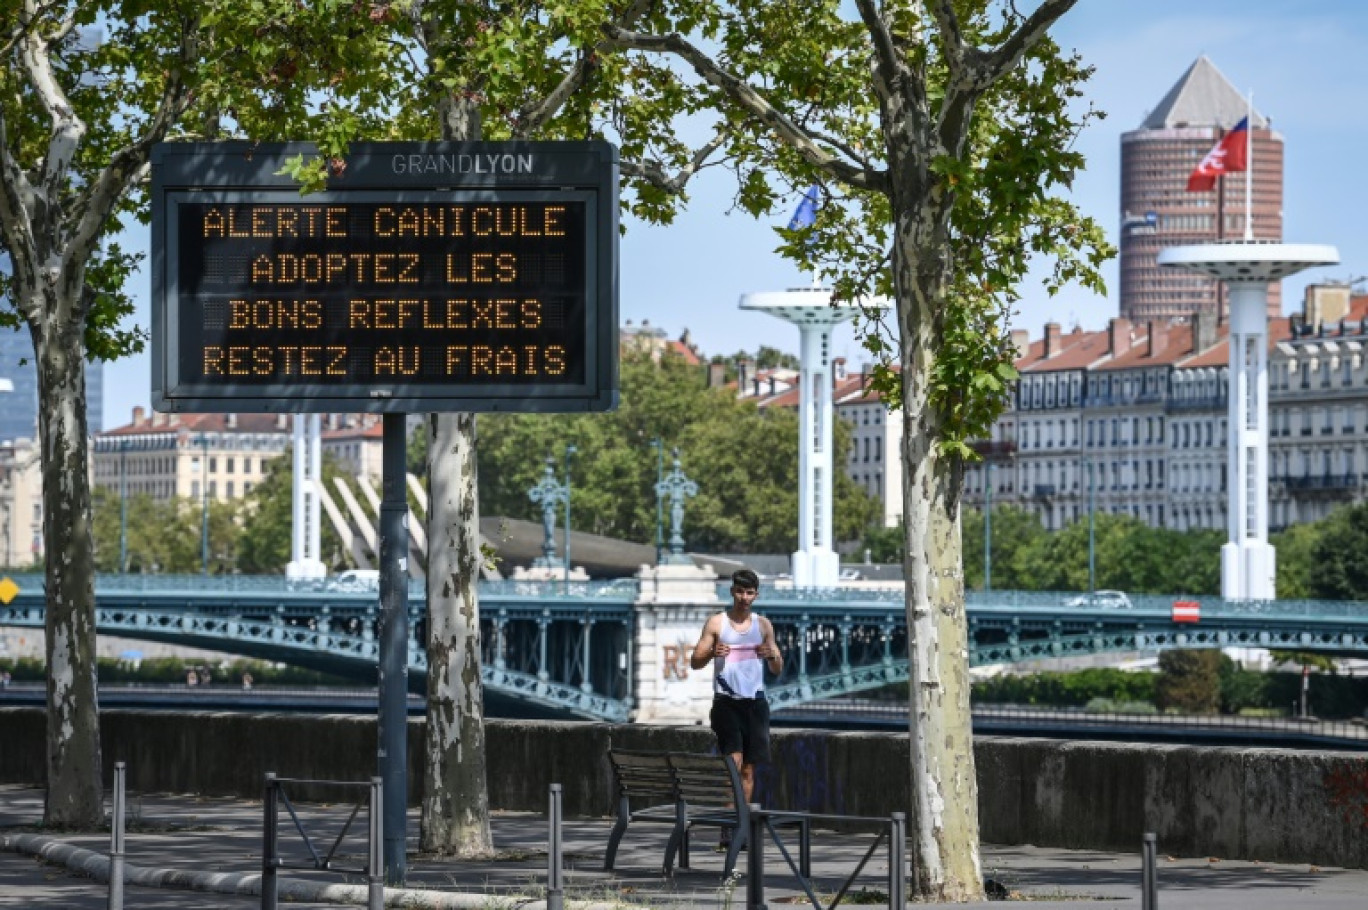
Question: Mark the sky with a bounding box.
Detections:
[94,0,1368,428]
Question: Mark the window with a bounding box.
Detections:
[209,457,217,472]
[209,481,217,496]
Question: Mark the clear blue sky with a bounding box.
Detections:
[99,0,1364,428]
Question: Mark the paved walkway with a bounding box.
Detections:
[3,785,1367,908]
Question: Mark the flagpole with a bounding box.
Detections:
[1244,91,1254,241]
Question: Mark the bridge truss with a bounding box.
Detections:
[5,576,1368,721]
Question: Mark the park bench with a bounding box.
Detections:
[604,748,811,878]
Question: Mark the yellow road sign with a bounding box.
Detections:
[0,577,18,605]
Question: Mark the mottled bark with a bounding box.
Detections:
[36,317,103,829]
[420,411,492,856]
[418,88,492,856]
[894,204,982,902]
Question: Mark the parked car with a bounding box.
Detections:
[328,569,380,592]
[1065,590,1133,610]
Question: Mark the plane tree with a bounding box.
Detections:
[0,0,399,828]
[592,0,1111,898]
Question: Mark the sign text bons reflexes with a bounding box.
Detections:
[178,201,587,385]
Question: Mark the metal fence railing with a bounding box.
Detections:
[744,806,906,910]
[261,773,382,910]
[776,699,1368,747]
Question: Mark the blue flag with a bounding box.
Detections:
[786,184,820,231]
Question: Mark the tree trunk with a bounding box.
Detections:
[35,318,103,829]
[420,412,492,855]
[896,228,983,901]
[419,90,492,856]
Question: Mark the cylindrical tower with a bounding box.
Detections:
[1120,57,1284,322]
[287,413,326,579]
[1159,242,1337,600]
[739,287,884,588]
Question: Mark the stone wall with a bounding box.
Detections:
[2,709,1365,869]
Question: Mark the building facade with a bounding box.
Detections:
[92,410,292,504]
[1120,56,1283,322]
[322,415,384,484]
[0,437,42,568]
[969,286,1368,533]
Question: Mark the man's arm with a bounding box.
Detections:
[689,614,723,671]
[757,617,783,675]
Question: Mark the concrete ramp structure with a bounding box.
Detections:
[317,472,503,580]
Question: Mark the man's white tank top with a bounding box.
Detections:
[715,612,765,699]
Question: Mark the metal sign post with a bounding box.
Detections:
[377,414,409,881]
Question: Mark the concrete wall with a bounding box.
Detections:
[2,709,1365,869]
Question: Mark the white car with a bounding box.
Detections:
[1065,590,1133,610]
[328,569,380,592]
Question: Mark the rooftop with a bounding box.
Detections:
[1140,56,1267,130]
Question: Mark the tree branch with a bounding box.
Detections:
[854,0,908,90]
[514,0,653,137]
[963,0,1079,92]
[0,112,42,324]
[620,132,726,194]
[928,0,966,76]
[602,25,888,193]
[18,1,85,211]
[65,15,200,310]
[0,0,64,57]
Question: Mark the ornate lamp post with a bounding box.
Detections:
[527,456,569,568]
[656,448,698,564]
[648,437,665,565]
[563,444,577,583]
[198,431,210,576]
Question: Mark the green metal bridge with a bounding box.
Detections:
[3,574,1367,722]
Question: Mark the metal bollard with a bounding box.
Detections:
[262,773,278,910]
[1142,832,1158,910]
[368,777,384,910]
[107,762,125,910]
[746,804,766,910]
[547,783,564,910]
[888,812,906,910]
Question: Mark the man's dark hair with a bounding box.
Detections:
[731,568,760,590]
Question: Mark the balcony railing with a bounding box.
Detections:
[1165,395,1226,412]
[971,440,1018,458]
[1276,474,1361,494]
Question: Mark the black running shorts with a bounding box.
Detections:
[709,694,771,764]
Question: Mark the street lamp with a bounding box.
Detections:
[984,462,994,593]
[648,438,665,565]
[563,444,577,584]
[198,432,210,576]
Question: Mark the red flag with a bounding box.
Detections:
[1186,118,1249,192]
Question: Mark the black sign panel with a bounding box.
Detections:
[151,143,618,413]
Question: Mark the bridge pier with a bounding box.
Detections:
[630,565,721,724]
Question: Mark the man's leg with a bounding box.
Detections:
[738,758,755,803]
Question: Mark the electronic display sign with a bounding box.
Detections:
[151,142,619,413]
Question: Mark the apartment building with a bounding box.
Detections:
[92,410,292,503]
[967,285,1368,532]
[0,437,42,567]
